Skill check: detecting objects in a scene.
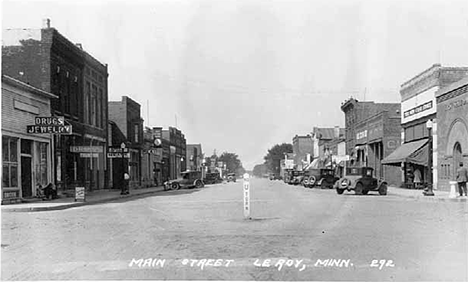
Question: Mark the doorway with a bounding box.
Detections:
[21,156,32,197]
[454,142,463,175]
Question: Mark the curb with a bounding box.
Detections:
[388,190,468,202]
[2,188,167,213]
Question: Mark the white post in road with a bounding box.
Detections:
[243,173,251,219]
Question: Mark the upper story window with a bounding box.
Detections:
[134,124,139,143]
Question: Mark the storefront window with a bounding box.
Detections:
[2,137,18,187]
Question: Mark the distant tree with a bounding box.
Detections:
[264,143,293,174]
[253,164,268,177]
[218,152,244,175]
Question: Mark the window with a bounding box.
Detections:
[85,82,91,124]
[92,85,97,126]
[134,124,139,143]
[99,89,104,128]
[2,137,18,188]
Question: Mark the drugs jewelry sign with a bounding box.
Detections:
[26,116,72,134]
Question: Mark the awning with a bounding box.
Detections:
[382,139,428,166]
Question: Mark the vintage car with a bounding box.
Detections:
[269,173,282,180]
[334,166,387,195]
[227,173,237,182]
[164,171,204,190]
[291,171,305,185]
[304,168,338,189]
[203,172,223,185]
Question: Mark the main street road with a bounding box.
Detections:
[2,178,467,281]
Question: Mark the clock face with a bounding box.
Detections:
[154,138,162,146]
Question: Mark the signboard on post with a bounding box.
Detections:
[107,152,130,158]
[75,187,85,202]
[243,173,251,220]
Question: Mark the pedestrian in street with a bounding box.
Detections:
[456,162,468,197]
[121,172,130,195]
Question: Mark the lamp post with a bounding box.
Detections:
[423,119,435,196]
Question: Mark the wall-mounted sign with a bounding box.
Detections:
[356,130,368,140]
[107,152,130,158]
[70,146,103,153]
[34,116,64,126]
[108,147,129,153]
[27,125,72,134]
[79,153,99,158]
[404,101,433,118]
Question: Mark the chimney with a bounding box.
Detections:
[76,43,83,50]
[334,126,340,139]
[42,18,51,29]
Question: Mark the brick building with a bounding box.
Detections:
[382,64,468,189]
[2,75,57,203]
[162,127,187,179]
[312,126,345,159]
[353,109,402,186]
[292,135,313,170]
[436,77,468,191]
[108,96,143,189]
[186,144,203,171]
[2,19,109,192]
[340,98,399,157]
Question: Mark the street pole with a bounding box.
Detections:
[424,120,435,196]
[243,173,251,220]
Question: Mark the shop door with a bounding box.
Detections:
[21,156,32,197]
[454,142,462,176]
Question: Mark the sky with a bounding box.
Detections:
[2,0,468,170]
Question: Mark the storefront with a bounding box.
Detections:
[436,77,468,191]
[2,75,56,203]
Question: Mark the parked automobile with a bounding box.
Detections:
[203,172,223,184]
[269,173,282,180]
[164,171,204,190]
[292,171,305,185]
[287,170,300,185]
[227,173,237,182]
[304,168,338,189]
[334,166,387,195]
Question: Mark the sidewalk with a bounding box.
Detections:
[388,186,467,202]
[1,185,167,213]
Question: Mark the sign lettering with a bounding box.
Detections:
[445,98,468,111]
[404,101,433,118]
[27,125,72,134]
[70,146,103,153]
[107,152,130,158]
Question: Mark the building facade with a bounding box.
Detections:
[313,126,345,159]
[436,77,468,191]
[141,127,164,187]
[186,144,203,171]
[162,127,187,179]
[292,135,313,170]
[108,96,143,189]
[340,98,399,157]
[353,110,402,186]
[2,19,109,192]
[2,75,57,203]
[383,64,468,189]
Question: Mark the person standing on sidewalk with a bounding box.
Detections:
[456,162,468,197]
[121,172,130,195]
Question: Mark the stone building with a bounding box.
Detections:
[383,64,468,189]
[436,77,468,191]
[2,19,109,192]
[2,75,57,203]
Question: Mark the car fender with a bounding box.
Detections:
[317,178,324,186]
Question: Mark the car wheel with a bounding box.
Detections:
[320,180,327,189]
[379,183,388,195]
[172,183,180,190]
[309,176,316,187]
[195,180,204,188]
[355,183,363,195]
[336,188,344,195]
[362,189,369,195]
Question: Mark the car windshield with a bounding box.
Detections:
[182,173,191,179]
[346,168,361,175]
